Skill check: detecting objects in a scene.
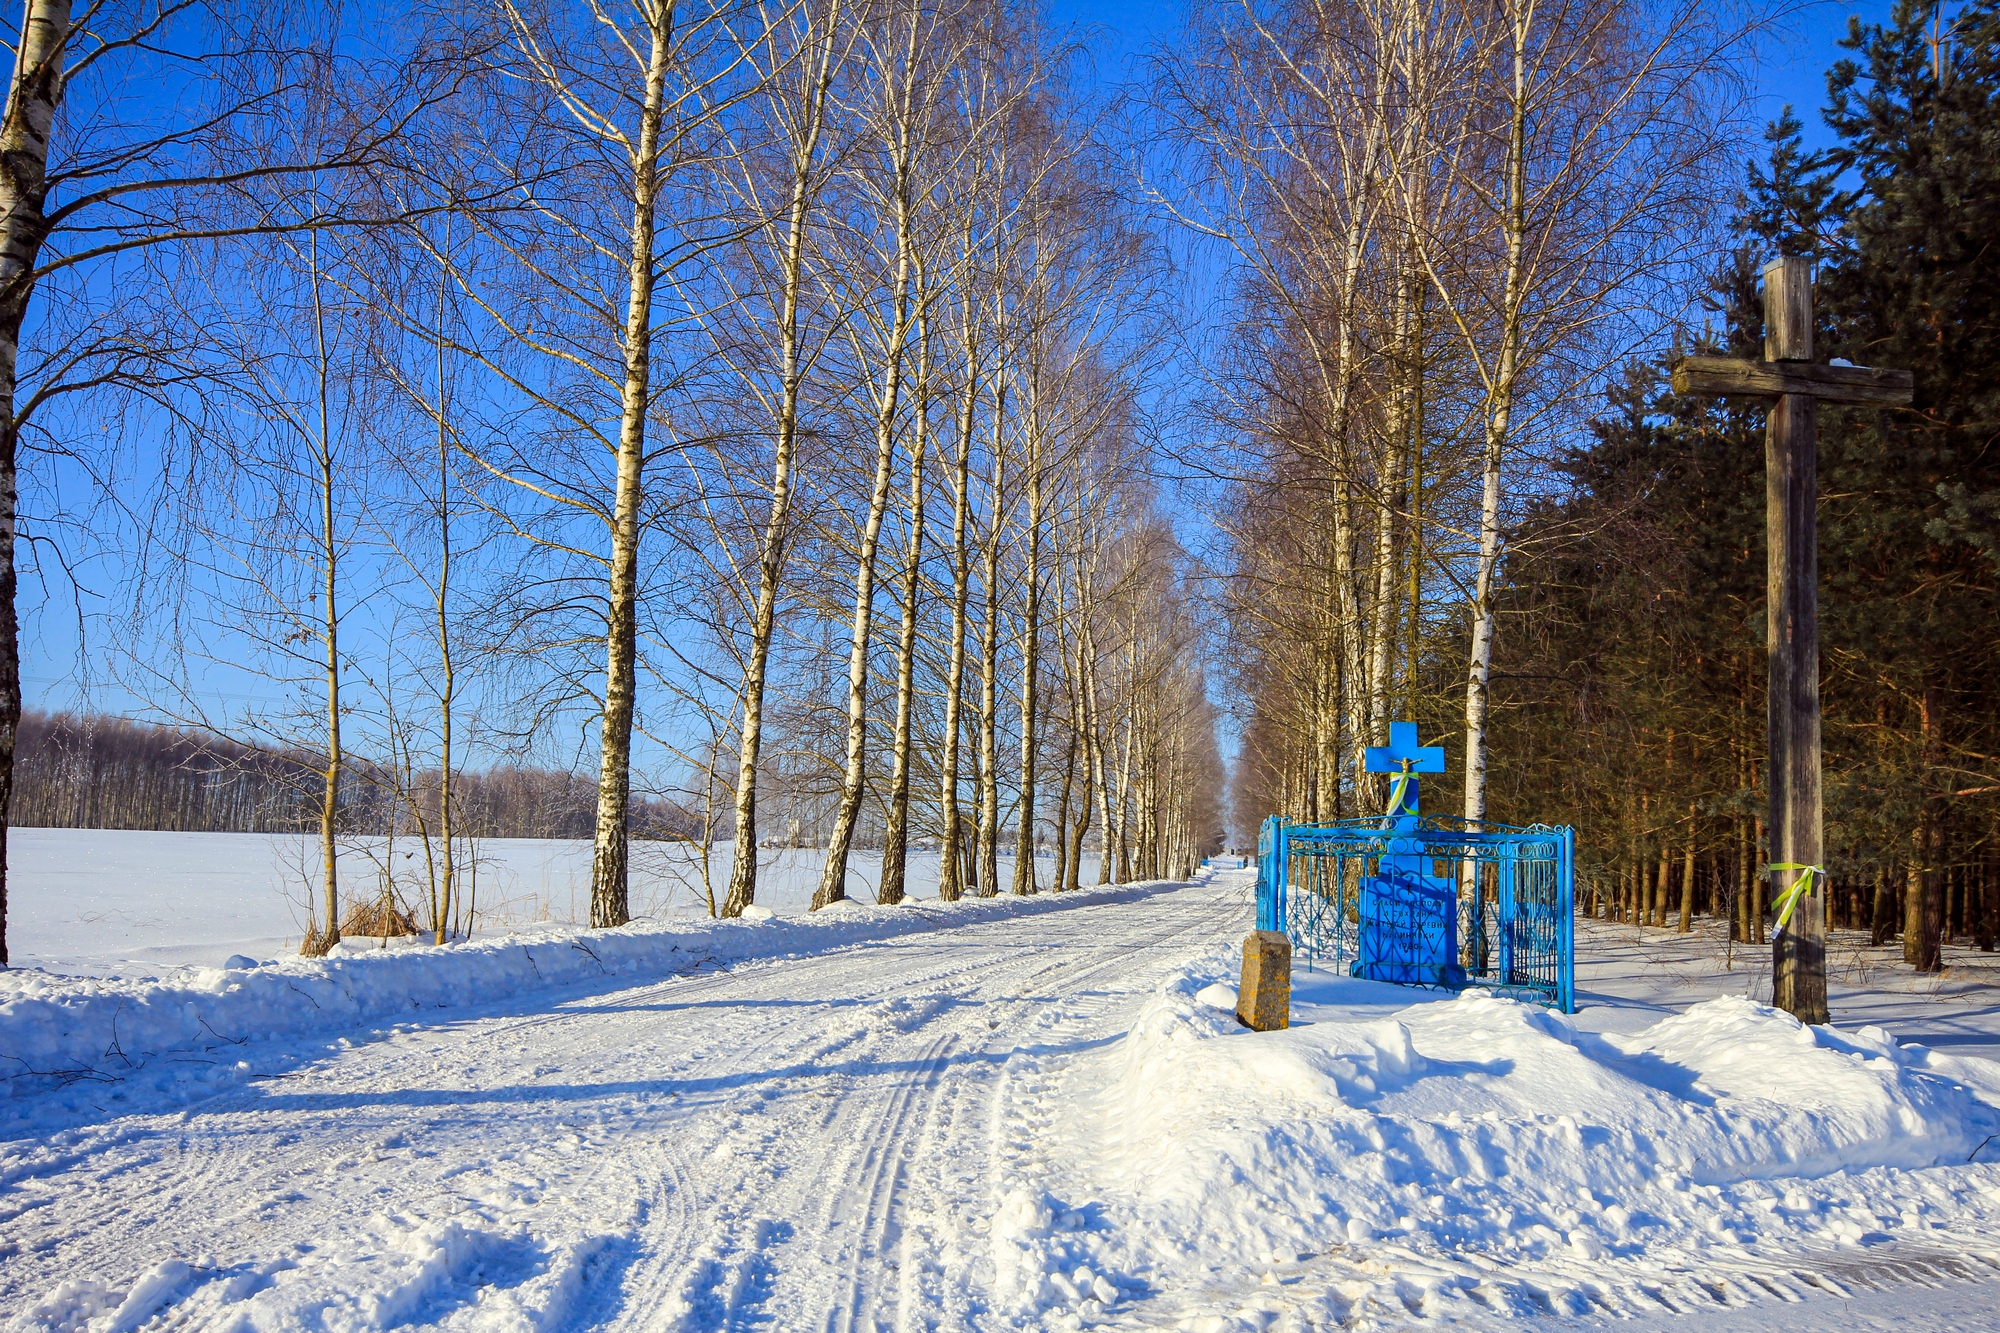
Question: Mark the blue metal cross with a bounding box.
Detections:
[1355,720,1457,985]
[1364,721,1446,827]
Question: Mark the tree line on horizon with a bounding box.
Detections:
[0,0,1224,965]
[12,709,701,842]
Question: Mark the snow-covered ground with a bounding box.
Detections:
[5,865,2000,1331]
[7,827,1096,975]
[1573,914,2000,1059]
[1070,936,2000,1331]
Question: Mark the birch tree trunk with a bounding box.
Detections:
[963,722,984,894]
[1060,564,1092,892]
[1010,412,1043,896]
[1084,614,1111,884]
[309,245,344,954]
[814,16,921,909]
[1364,263,1415,762]
[1314,79,1389,816]
[1058,721,1080,890]
[975,434,1005,897]
[1113,634,1137,882]
[877,311,930,906]
[1460,9,1529,831]
[936,262,979,902]
[433,271,458,943]
[0,1,69,966]
[1318,191,1375,816]
[723,4,842,917]
[589,3,679,930]
[1310,599,1336,820]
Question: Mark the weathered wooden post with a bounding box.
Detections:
[1671,257,1912,1024]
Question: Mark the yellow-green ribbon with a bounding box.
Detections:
[1766,862,1825,937]
[1382,764,1414,826]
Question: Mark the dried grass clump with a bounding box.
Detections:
[339,897,420,939]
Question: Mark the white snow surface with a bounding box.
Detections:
[6,866,2000,1331]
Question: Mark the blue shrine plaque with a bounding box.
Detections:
[1355,722,1461,986]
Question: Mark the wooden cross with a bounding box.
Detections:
[1672,256,1912,1024]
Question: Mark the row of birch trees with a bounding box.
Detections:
[0,0,1225,964]
[1160,0,1744,828]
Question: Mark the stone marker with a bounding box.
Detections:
[1237,930,1291,1031]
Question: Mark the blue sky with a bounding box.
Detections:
[1044,0,1899,143]
[24,0,1904,722]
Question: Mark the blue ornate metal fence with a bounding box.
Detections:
[1257,813,1577,1012]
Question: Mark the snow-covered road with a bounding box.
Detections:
[3,876,1237,1331]
[9,869,2000,1332]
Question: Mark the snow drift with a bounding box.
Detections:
[990,950,2000,1328]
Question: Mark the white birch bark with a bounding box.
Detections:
[975,424,1006,898]
[1363,260,1416,795]
[935,229,980,902]
[1086,619,1112,884]
[589,1,678,930]
[309,242,343,953]
[0,0,66,969]
[1461,9,1529,830]
[876,310,929,906]
[1009,384,1044,895]
[432,257,458,944]
[1112,632,1138,882]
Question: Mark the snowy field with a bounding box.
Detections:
[5,864,2000,1331]
[7,827,1097,975]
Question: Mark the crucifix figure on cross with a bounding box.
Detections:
[1672,256,1912,1024]
[1364,720,1447,829]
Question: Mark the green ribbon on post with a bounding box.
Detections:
[1765,862,1825,938]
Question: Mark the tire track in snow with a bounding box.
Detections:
[1,947,820,1322]
[824,914,1228,1333]
[618,877,1243,1331]
[815,1025,960,1333]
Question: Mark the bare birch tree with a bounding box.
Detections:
[448,0,756,927]
[1390,0,1743,825]
[0,3,454,963]
[721,0,849,916]
[813,0,955,909]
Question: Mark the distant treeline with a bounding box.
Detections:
[14,710,699,841]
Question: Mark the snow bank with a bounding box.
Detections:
[997,952,2000,1327]
[0,880,1175,1132]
